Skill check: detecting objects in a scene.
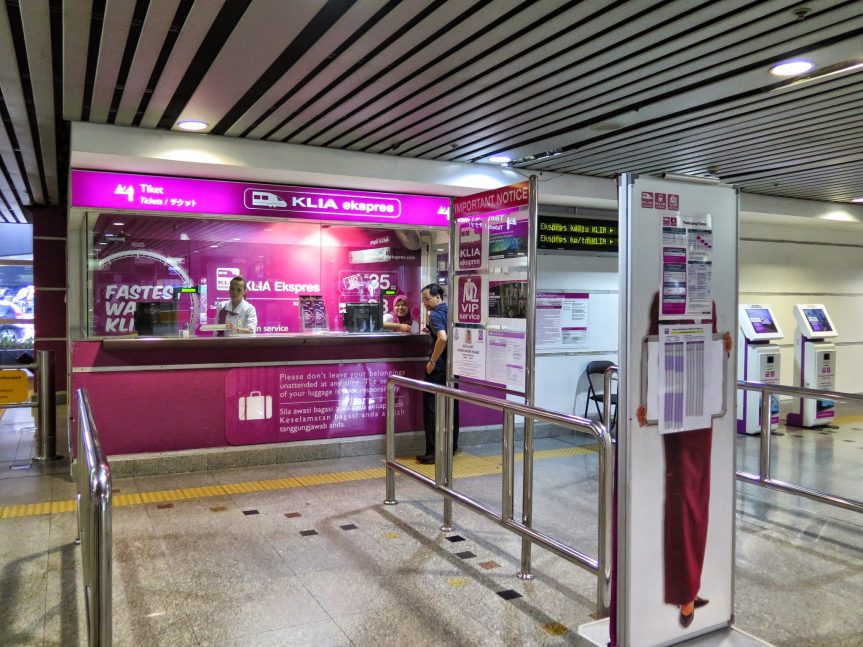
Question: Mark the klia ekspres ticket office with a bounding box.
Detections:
[68,169,467,455]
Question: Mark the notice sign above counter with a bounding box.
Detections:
[538,216,618,253]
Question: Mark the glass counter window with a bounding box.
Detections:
[85,213,426,337]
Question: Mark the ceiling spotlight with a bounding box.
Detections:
[853,197,863,203]
[488,155,512,165]
[176,120,209,131]
[769,59,814,76]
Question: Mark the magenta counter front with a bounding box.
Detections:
[70,334,429,455]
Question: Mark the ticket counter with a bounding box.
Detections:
[67,170,478,455]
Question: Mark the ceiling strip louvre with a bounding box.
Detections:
[155,0,252,130]
[211,0,359,136]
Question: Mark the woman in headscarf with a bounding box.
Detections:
[383,294,419,333]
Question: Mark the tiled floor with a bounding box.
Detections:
[0,403,861,646]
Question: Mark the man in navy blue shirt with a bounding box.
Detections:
[417,283,459,464]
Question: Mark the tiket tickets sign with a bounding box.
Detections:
[71,170,451,227]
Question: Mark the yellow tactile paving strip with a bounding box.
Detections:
[0,444,598,521]
[828,414,863,425]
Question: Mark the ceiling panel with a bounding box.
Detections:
[1,0,862,223]
[111,0,181,126]
[175,0,328,132]
[61,0,92,122]
[20,1,58,204]
[224,0,397,139]
[137,0,225,129]
[86,0,136,123]
[247,0,442,142]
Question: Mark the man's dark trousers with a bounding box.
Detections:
[422,367,460,456]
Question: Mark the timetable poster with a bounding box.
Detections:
[536,292,589,351]
[660,213,713,320]
[657,324,711,433]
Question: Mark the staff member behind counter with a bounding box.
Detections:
[383,294,420,333]
[215,276,258,335]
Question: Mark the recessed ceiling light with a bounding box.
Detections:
[209,244,219,248]
[176,120,209,131]
[112,221,124,226]
[770,59,814,76]
[232,238,241,241]
[488,155,512,164]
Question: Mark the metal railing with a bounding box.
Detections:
[736,380,862,514]
[0,349,59,461]
[603,365,618,435]
[384,375,614,617]
[75,388,112,646]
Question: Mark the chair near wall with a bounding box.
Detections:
[583,360,618,431]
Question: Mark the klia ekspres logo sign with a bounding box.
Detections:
[243,188,401,218]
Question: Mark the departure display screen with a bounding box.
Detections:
[538,216,618,253]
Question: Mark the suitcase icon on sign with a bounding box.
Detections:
[239,391,272,420]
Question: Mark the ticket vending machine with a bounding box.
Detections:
[737,304,783,435]
[786,304,838,428]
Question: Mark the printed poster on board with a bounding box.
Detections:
[488,280,527,320]
[485,330,526,393]
[452,326,486,380]
[487,209,529,260]
[536,292,589,351]
[660,212,713,320]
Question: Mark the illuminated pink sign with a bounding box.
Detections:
[70,170,450,227]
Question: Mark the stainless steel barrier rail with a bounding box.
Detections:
[75,388,112,646]
[0,350,59,461]
[736,380,863,514]
[603,365,618,435]
[384,375,614,617]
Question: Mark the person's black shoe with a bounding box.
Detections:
[416,454,435,464]
[679,609,694,628]
[693,597,709,609]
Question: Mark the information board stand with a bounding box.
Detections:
[581,174,769,647]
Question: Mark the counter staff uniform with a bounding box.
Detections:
[417,284,459,464]
[216,276,258,335]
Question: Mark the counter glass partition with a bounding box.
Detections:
[85,213,425,337]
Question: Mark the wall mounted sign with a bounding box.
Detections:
[70,170,451,227]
